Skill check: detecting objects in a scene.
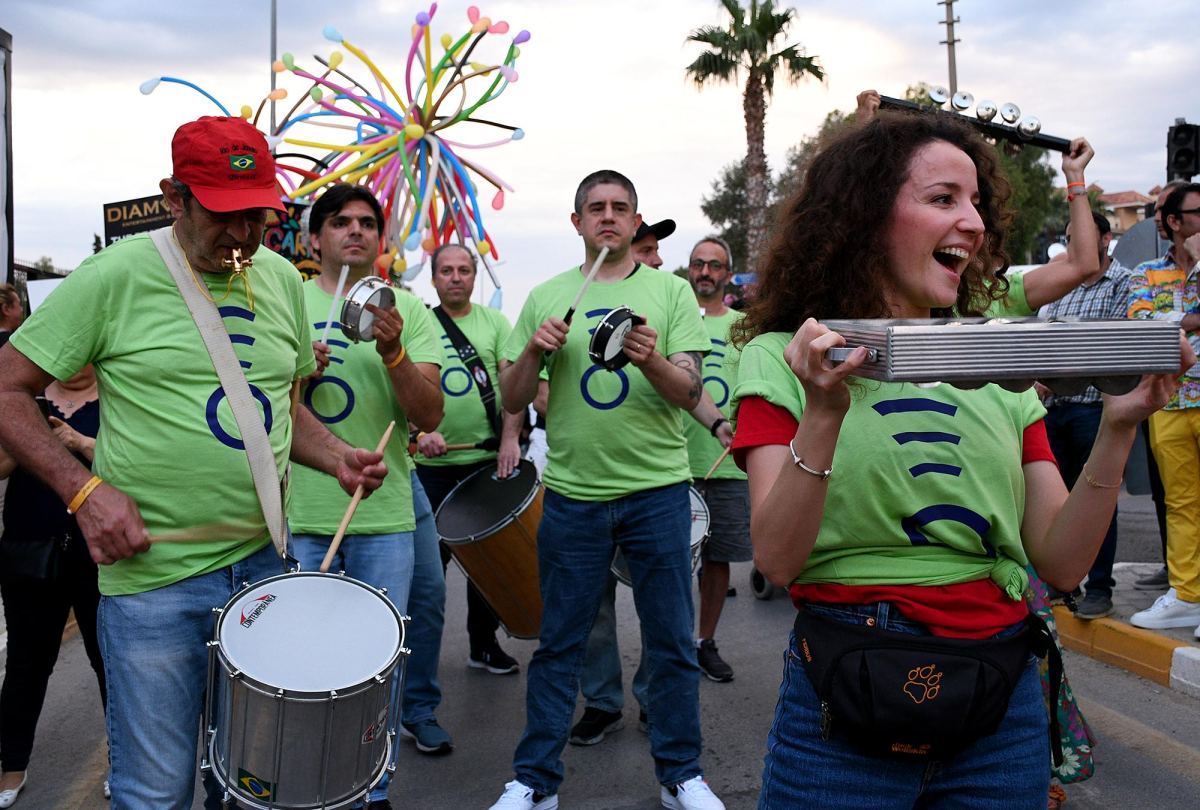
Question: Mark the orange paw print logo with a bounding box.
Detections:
[903,664,942,704]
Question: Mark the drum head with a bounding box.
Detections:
[588,307,645,371]
[217,572,402,693]
[437,459,540,543]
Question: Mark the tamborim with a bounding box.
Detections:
[588,306,645,371]
[202,571,407,810]
[611,487,709,587]
[340,277,396,343]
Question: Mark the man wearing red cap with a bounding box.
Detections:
[0,116,389,809]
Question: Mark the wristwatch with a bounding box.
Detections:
[710,417,729,437]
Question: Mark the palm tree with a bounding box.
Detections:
[685,0,824,276]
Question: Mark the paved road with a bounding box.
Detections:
[4,495,1200,808]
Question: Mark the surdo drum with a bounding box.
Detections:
[202,572,408,810]
[611,487,710,587]
[588,306,645,371]
[340,277,395,343]
[436,459,544,638]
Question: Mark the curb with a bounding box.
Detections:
[1053,605,1193,688]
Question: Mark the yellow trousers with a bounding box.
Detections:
[1149,409,1200,602]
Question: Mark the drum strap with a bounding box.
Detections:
[149,226,289,562]
[433,305,500,436]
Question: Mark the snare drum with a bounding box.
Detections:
[611,487,709,587]
[340,277,396,343]
[588,306,646,371]
[202,572,407,810]
[436,459,543,638]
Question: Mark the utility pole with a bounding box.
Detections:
[938,0,960,95]
[269,0,278,139]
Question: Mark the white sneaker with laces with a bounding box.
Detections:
[488,780,558,810]
[661,775,725,810]
[1130,588,1200,629]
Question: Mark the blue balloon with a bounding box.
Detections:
[511,129,525,140]
[404,232,421,252]
[323,26,343,42]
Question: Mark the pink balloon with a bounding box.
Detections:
[489,21,509,34]
[492,189,505,210]
[467,6,480,23]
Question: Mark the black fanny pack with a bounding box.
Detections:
[793,605,1062,764]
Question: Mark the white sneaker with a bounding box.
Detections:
[661,775,725,810]
[103,777,110,799]
[0,772,27,810]
[1130,588,1200,629]
[488,780,558,810]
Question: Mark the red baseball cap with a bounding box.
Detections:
[171,116,285,213]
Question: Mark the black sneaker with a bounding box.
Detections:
[696,639,734,682]
[1134,565,1170,591]
[366,801,395,810]
[469,640,520,674]
[1073,592,1115,620]
[568,707,624,745]
[1046,585,1082,612]
[638,709,649,734]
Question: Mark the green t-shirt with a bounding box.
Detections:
[10,233,316,596]
[983,271,1033,317]
[683,310,747,480]
[732,331,1045,600]
[416,304,513,468]
[503,264,710,500]
[289,283,441,534]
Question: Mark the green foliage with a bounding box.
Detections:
[699,160,762,273]
[996,146,1059,264]
[774,109,851,205]
[33,256,55,272]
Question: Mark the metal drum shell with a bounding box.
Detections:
[436,460,544,639]
[204,572,406,810]
[611,487,710,587]
[340,277,396,343]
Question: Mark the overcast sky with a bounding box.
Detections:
[4,0,1196,318]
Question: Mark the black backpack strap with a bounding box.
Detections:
[432,305,499,437]
[1024,613,1065,768]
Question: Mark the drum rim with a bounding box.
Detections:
[340,277,394,342]
[213,571,407,697]
[588,305,639,369]
[435,458,542,545]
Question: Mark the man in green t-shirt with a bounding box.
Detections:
[681,236,748,684]
[0,116,388,808]
[414,244,524,677]
[289,183,446,799]
[490,171,725,810]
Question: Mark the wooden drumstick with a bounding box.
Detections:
[319,420,396,574]
[704,445,733,481]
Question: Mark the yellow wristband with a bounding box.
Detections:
[384,345,407,369]
[67,475,103,514]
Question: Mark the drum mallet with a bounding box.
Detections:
[319,420,396,574]
[320,264,351,345]
[546,247,610,357]
[704,445,733,481]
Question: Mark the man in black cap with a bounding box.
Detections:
[629,219,676,270]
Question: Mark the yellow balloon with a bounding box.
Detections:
[404,124,426,140]
[440,33,452,50]
[393,256,408,273]
[240,105,253,120]
[477,240,492,256]
[328,51,343,70]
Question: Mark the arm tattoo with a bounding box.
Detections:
[674,351,703,406]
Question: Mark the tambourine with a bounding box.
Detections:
[588,306,645,371]
[340,276,395,343]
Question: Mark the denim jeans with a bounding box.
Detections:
[579,570,650,714]
[98,540,290,810]
[759,603,1050,809]
[1045,402,1119,597]
[401,470,447,726]
[513,482,702,794]
[292,531,414,803]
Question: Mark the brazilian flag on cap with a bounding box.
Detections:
[238,768,274,799]
[230,154,257,171]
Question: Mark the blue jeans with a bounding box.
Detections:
[292,531,414,803]
[401,470,447,726]
[1045,401,1119,597]
[98,541,289,810]
[759,603,1050,809]
[579,571,650,713]
[513,483,702,794]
